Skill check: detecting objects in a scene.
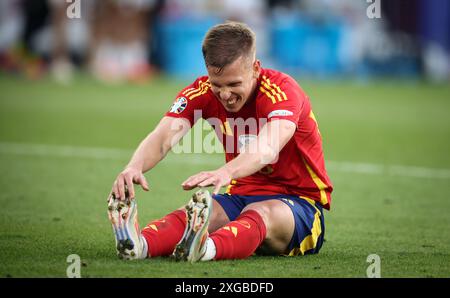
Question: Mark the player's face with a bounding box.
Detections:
[207,56,261,113]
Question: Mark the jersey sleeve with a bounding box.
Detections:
[165,77,212,126]
[257,75,306,126]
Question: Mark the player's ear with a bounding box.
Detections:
[253,59,261,78]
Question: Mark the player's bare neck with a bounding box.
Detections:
[248,77,259,102]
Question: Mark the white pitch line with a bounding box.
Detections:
[0,141,449,180]
[326,161,450,180]
[0,142,132,160]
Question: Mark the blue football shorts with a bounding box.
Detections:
[212,193,325,256]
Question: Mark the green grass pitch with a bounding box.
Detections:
[0,74,449,277]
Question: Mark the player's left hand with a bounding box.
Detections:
[182,168,232,194]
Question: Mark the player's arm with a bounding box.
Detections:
[112,116,190,200]
[182,119,296,194]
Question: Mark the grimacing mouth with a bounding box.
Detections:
[213,90,247,110]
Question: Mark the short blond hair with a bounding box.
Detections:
[202,21,256,71]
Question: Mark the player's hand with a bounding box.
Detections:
[181,168,232,195]
[112,167,149,200]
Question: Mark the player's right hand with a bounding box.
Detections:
[111,167,149,200]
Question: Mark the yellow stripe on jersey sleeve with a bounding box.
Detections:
[259,86,277,104]
[189,82,211,100]
[182,87,196,95]
[261,80,283,102]
[183,80,211,100]
[263,76,286,100]
[184,81,204,97]
[261,76,288,102]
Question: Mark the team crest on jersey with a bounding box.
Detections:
[238,134,257,153]
[169,97,188,114]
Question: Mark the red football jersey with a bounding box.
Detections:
[165,68,333,209]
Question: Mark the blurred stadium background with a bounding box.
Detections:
[0,0,449,277]
[1,0,449,82]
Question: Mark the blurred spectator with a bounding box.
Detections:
[90,0,160,84]
[418,0,450,82]
[48,0,92,83]
[0,0,24,53]
[0,0,48,79]
[1,0,161,84]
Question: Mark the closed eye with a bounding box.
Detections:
[211,81,242,88]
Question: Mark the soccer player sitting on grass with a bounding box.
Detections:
[107,22,333,262]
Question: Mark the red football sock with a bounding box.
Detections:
[141,210,186,257]
[210,210,267,260]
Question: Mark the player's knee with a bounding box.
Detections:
[209,200,230,233]
[244,201,294,245]
[243,203,271,230]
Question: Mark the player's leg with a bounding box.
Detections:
[261,197,326,256]
[173,191,246,262]
[209,199,231,233]
[208,199,294,260]
[139,207,187,258]
[173,192,271,262]
[242,200,295,254]
[141,194,231,258]
[175,195,325,262]
[108,190,233,260]
[213,197,325,257]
